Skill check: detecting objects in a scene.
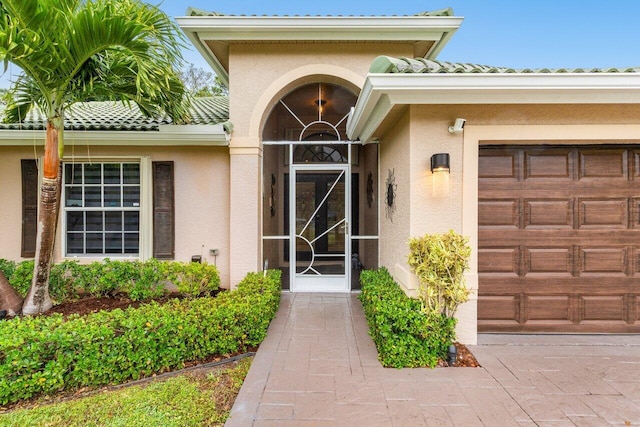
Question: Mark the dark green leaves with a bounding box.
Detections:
[0,269,281,405]
[0,0,189,123]
[359,268,456,368]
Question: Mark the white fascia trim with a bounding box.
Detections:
[181,29,230,86]
[176,16,462,42]
[347,73,640,143]
[0,125,229,146]
[425,27,458,59]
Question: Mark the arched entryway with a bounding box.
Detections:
[262,82,379,291]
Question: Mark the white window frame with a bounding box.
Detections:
[60,156,152,260]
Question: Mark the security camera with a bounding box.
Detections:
[448,118,466,134]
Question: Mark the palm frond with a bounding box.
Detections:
[2,75,46,123]
[1,0,189,123]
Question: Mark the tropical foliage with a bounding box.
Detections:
[0,0,189,314]
[407,230,471,317]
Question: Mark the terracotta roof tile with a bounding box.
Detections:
[0,97,229,131]
[370,56,640,74]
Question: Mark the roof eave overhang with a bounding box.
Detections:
[176,16,463,85]
[181,29,231,87]
[347,73,640,143]
[0,124,229,146]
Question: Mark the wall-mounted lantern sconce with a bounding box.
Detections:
[431,153,450,174]
[448,118,466,134]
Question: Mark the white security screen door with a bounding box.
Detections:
[291,164,350,291]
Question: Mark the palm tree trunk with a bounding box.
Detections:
[22,121,60,315]
[0,270,23,317]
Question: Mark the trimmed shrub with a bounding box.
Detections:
[126,259,166,301]
[0,258,220,302]
[49,260,86,302]
[161,261,221,298]
[0,269,281,405]
[359,268,456,368]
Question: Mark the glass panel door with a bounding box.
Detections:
[291,165,350,292]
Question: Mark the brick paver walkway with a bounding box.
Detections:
[226,293,640,426]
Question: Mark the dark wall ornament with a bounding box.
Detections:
[366,171,374,208]
[385,168,397,220]
[270,173,276,217]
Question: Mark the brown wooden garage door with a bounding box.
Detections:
[478,145,640,332]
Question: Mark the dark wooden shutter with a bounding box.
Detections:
[21,159,38,258]
[152,161,175,259]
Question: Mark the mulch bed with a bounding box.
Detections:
[449,342,480,367]
[47,294,179,317]
[47,295,480,367]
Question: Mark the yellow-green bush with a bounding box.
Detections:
[407,230,471,317]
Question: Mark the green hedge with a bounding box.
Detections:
[0,258,221,302]
[359,268,456,368]
[0,270,281,405]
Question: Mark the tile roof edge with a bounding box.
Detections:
[184,9,455,18]
[370,56,640,74]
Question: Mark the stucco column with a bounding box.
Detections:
[229,143,262,287]
[456,127,479,345]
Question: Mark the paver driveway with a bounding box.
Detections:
[227,293,640,426]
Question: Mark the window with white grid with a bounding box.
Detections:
[63,163,140,255]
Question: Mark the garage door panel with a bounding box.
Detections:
[578,149,628,179]
[580,296,627,322]
[479,152,518,179]
[525,248,573,276]
[478,247,520,276]
[479,145,640,333]
[525,150,571,179]
[579,247,628,276]
[478,199,519,228]
[631,198,640,228]
[578,198,628,229]
[525,296,572,322]
[524,199,574,228]
[477,295,520,324]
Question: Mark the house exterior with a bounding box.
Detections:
[2,9,640,344]
[0,99,232,283]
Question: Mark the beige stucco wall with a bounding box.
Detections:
[229,43,413,139]
[378,111,412,283]
[0,146,44,262]
[0,144,232,288]
[225,42,414,284]
[377,103,640,344]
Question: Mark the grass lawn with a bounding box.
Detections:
[0,357,251,427]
